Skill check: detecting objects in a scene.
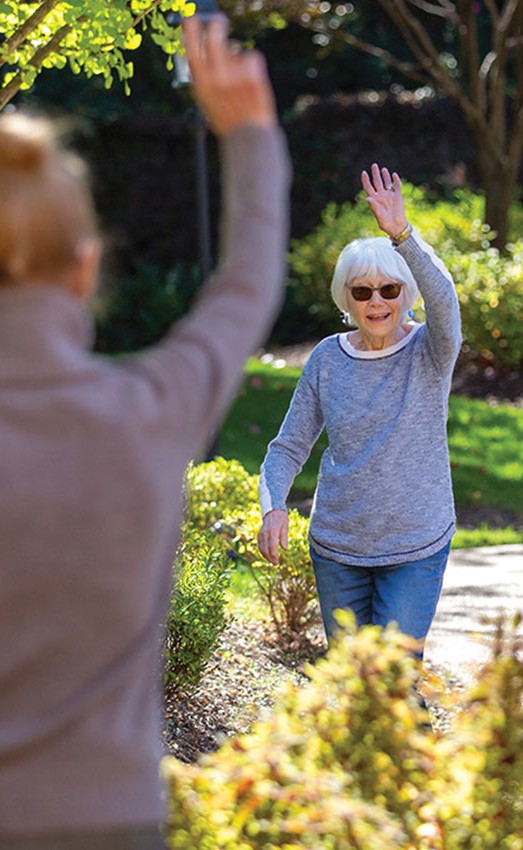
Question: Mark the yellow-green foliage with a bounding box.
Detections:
[436,616,523,849]
[185,457,259,531]
[236,507,319,642]
[163,614,523,849]
[185,459,319,643]
[164,525,231,692]
[446,242,523,369]
[288,185,523,370]
[162,614,438,849]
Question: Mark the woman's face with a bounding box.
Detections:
[346,272,407,341]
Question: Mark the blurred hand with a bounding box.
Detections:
[183,15,277,136]
[257,509,288,565]
[361,163,408,238]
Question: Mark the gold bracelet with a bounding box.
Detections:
[391,222,412,245]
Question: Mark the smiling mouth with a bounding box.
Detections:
[367,312,391,321]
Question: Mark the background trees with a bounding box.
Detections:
[288,0,523,250]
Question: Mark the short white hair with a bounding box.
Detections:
[331,236,420,323]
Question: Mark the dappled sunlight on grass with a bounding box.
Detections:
[448,396,523,511]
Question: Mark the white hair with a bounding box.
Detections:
[331,236,420,323]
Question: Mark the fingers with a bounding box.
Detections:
[183,15,229,80]
[361,163,401,194]
[257,528,279,564]
[257,511,288,565]
[361,169,373,195]
[182,14,275,135]
[392,171,402,192]
[280,518,288,551]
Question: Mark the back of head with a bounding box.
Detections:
[0,112,98,286]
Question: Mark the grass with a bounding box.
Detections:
[220,359,523,548]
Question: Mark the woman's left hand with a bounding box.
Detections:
[361,163,408,239]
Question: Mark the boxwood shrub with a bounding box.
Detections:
[162,612,523,849]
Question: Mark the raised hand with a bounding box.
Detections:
[183,15,277,136]
[257,509,288,565]
[361,163,408,239]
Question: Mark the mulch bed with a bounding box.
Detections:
[163,619,327,763]
[163,617,467,764]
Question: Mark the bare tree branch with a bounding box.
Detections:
[499,0,521,33]
[406,0,456,19]
[457,1,483,110]
[330,29,428,84]
[479,49,497,79]
[513,2,523,111]
[483,0,500,26]
[378,1,464,100]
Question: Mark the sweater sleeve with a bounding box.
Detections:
[259,364,324,516]
[395,229,462,375]
[121,124,290,452]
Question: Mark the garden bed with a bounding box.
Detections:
[163,617,465,764]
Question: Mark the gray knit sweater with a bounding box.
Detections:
[260,229,462,567]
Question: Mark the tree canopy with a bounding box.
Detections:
[0,0,194,110]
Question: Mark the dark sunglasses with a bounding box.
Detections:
[348,282,403,302]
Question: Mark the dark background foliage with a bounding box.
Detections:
[14,17,519,353]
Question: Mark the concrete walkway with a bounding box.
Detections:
[425,544,523,682]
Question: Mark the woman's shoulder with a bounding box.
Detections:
[302,334,342,368]
[309,333,342,357]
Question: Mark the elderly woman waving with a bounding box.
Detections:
[258,163,461,658]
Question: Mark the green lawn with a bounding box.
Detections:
[220,359,523,548]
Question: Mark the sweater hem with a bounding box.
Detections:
[309,521,455,567]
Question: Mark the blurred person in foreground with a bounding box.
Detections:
[0,15,289,850]
[258,164,461,661]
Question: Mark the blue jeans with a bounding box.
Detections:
[310,542,450,658]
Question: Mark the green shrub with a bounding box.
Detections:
[185,457,259,531]
[164,525,231,693]
[437,615,523,849]
[446,242,523,369]
[185,459,319,645]
[287,185,523,370]
[162,613,523,849]
[235,507,319,645]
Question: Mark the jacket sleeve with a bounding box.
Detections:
[120,124,291,452]
[259,364,324,516]
[395,229,462,375]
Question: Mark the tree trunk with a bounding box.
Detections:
[475,134,522,251]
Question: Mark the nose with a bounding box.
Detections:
[368,289,385,304]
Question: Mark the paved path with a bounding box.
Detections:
[425,544,523,682]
